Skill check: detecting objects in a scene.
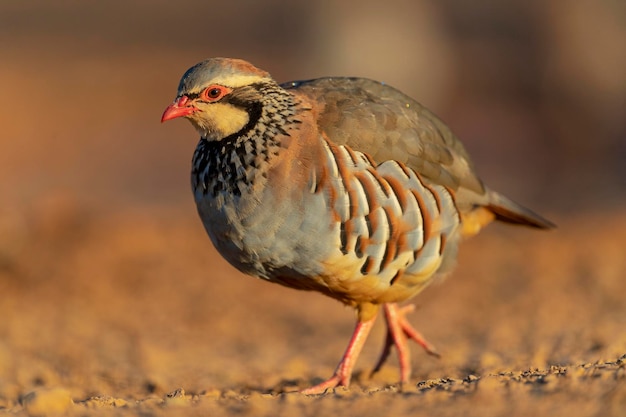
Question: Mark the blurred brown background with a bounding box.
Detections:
[1,0,624,212]
[0,1,625,415]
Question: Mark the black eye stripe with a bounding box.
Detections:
[183,82,269,104]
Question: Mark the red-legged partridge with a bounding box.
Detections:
[161,58,554,394]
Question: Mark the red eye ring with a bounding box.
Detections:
[201,85,230,102]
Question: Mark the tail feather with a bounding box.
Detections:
[486,191,555,229]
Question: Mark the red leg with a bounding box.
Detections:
[371,303,439,383]
[371,302,411,380]
[394,304,439,357]
[301,316,376,394]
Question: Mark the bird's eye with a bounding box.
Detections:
[207,88,221,98]
[201,85,229,102]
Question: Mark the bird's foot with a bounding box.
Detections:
[300,374,345,395]
[370,303,439,383]
[300,317,376,395]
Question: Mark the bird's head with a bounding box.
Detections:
[161,58,274,140]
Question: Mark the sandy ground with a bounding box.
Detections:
[0,196,624,416]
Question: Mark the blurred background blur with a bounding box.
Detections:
[1,0,624,214]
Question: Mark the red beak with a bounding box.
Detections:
[161,96,198,123]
